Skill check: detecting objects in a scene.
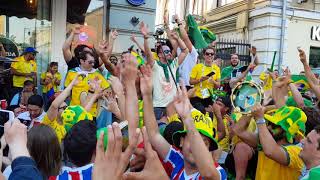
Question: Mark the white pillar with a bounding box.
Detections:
[51,0,67,79]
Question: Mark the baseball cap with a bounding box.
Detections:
[22,47,38,55]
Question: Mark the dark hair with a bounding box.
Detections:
[27,95,44,108]
[27,125,62,178]
[74,44,91,59]
[63,120,97,167]
[163,121,184,145]
[202,46,215,55]
[303,107,320,134]
[7,105,20,112]
[23,80,34,87]
[49,62,58,67]
[156,42,172,55]
[74,45,100,68]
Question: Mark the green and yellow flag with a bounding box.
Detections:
[199,26,216,44]
[291,75,310,93]
[186,15,208,49]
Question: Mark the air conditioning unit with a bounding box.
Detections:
[297,0,308,4]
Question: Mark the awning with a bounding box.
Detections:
[0,0,91,24]
[67,0,91,24]
[0,0,51,21]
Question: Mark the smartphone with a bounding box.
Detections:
[0,110,14,136]
[18,118,32,127]
[206,71,215,77]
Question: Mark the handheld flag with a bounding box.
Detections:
[186,15,208,49]
[291,75,310,93]
[199,26,216,44]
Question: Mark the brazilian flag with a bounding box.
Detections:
[199,26,216,44]
[186,15,208,49]
[291,75,310,93]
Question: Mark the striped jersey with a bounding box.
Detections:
[163,146,227,180]
[49,164,93,180]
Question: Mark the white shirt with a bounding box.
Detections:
[177,46,198,86]
[152,59,178,107]
[16,111,46,129]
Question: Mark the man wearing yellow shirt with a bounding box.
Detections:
[236,105,306,180]
[10,47,38,98]
[190,47,221,113]
[64,51,110,117]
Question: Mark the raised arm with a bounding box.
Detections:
[211,103,226,141]
[299,49,319,85]
[229,63,255,88]
[46,74,79,121]
[108,75,125,119]
[130,34,145,53]
[140,22,154,67]
[62,25,81,63]
[232,115,258,148]
[173,85,220,180]
[97,30,118,75]
[169,31,188,65]
[174,15,193,53]
[164,11,178,56]
[121,56,139,140]
[140,65,170,159]
[252,104,289,165]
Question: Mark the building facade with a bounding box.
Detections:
[0,0,157,92]
[204,0,320,74]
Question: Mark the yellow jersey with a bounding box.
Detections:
[42,115,66,144]
[41,72,62,93]
[11,56,37,87]
[255,145,304,180]
[64,68,110,117]
[190,63,221,99]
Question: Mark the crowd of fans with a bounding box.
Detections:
[1,14,320,180]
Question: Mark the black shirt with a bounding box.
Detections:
[67,57,79,70]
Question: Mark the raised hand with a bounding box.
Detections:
[170,30,180,40]
[249,46,257,56]
[98,40,110,55]
[121,55,138,84]
[108,75,124,95]
[123,127,169,180]
[110,29,119,40]
[298,48,307,65]
[73,24,81,35]
[139,22,149,37]
[92,123,140,180]
[251,104,265,120]
[130,34,137,43]
[139,65,153,96]
[102,94,120,116]
[164,10,169,25]
[4,119,29,160]
[174,14,181,24]
[173,82,192,120]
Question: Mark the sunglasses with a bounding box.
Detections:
[205,52,215,56]
[163,50,171,55]
[87,61,95,65]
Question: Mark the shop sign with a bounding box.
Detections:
[0,37,19,59]
[311,26,320,41]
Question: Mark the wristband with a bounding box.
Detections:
[256,118,266,125]
[144,36,149,39]
[178,23,182,26]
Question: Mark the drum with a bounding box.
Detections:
[231,81,264,114]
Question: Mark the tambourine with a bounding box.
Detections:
[231,81,264,114]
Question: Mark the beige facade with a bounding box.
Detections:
[204,0,320,74]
